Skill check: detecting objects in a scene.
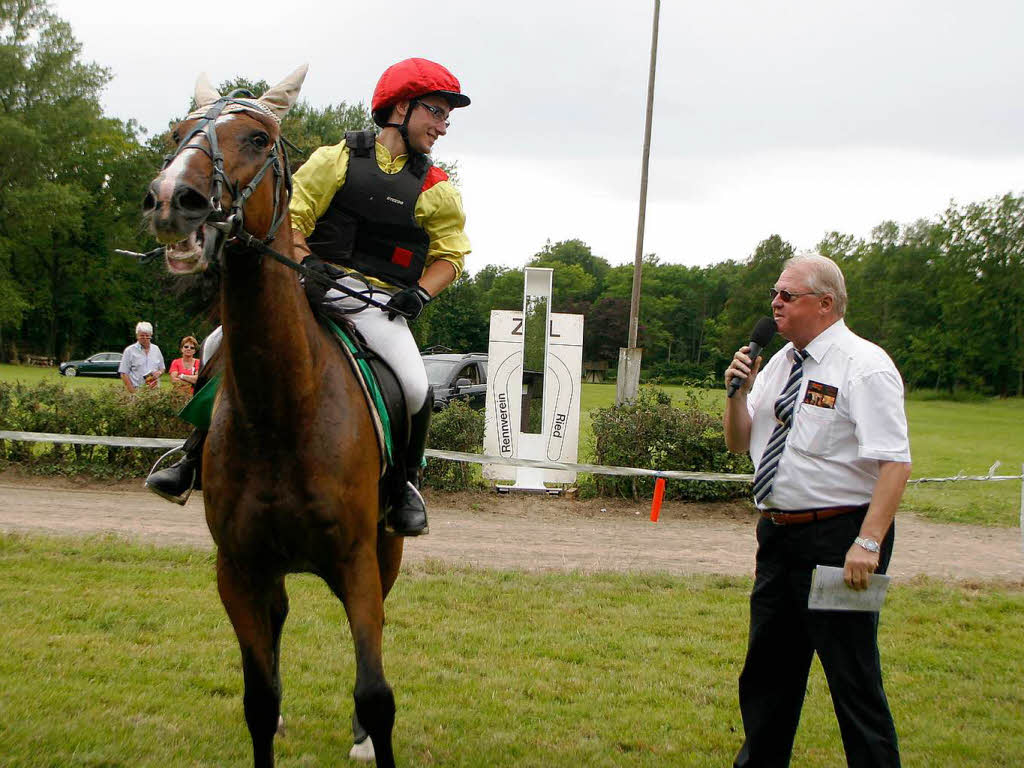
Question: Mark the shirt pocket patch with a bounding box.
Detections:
[788,404,838,455]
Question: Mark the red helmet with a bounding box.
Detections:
[371,58,471,127]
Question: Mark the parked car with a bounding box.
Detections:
[421,352,488,411]
[59,352,123,377]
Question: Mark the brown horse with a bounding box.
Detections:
[143,67,403,768]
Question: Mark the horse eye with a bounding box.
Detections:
[171,131,181,143]
[251,132,269,149]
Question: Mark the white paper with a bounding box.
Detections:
[807,565,890,612]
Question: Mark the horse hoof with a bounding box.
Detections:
[276,714,285,736]
[348,738,375,762]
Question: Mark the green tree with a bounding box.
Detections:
[0,0,162,359]
[717,235,794,361]
[528,238,610,303]
[936,194,1024,395]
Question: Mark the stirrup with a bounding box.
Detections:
[145,447,196,505]
[384,482,429,537]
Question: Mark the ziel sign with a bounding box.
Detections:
[483,268,583,490]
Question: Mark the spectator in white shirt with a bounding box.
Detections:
[118,321,165,393]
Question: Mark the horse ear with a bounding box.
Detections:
[194,72,222,111]
[259,64,308,119]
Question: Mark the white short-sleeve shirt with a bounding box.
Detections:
[118,342,165,388]
[746,319,911,510]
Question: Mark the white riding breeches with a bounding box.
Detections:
[325,278,429,412]
[200,278,429,413]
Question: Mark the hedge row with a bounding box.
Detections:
[0,381,192,478]
[0,382,752,500]
[589,386,753,501]
[0,380,488,489]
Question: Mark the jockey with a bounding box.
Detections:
[146,58,471,537]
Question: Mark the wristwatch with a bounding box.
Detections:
[854,536,881,553]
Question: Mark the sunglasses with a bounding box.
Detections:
[769,287,820,303]
[182,345,195,350]
[414,101,450,128]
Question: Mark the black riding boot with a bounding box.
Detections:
[146,428,206,505]
[385,396,432,537]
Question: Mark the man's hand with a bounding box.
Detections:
[724,345,762,396]
[385,284,432,321]
[843,542,879,590]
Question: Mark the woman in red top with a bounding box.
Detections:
[169,335,200,393]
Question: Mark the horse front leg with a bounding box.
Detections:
[328,542,396,768]
[217,550,289,768]
[350,527,405,760]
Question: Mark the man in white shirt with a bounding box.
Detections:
[724,253,911,768]
[118,321,165,393]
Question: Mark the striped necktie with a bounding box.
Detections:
[752,349,810,506]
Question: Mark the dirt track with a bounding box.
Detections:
[0,475,1021,583]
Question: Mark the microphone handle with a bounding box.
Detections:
[727,341,765,398]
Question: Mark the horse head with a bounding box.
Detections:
[144,65,307,274]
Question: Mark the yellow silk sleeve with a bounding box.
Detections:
[415,179,470,280]
[289,142,350,236]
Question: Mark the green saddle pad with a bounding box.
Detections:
[179,323,394,466]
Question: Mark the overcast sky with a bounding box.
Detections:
[52,0,1024,272]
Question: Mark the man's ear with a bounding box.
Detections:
[819,294,834,314]
[391,100,411,122]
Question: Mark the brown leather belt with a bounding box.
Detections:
[760,504,868,526]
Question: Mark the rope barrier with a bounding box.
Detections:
[1,430,1021,485]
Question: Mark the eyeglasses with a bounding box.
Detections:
[182,345,195,350]
[769,288,821,303]
[415,101,450,128]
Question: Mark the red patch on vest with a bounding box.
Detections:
[391,247,413,267]
[421,165,449,192]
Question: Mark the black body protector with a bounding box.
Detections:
[307,130,432,288]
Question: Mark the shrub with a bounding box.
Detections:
[642,360,720,388]
[424,400,485,491]
[0,381,191,478]
[589,385,753,501]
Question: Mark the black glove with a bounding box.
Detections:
[385,284,432,320]
[302,255,330,307]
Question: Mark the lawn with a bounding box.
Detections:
[0,362,123,392]
[0,533,1021,768]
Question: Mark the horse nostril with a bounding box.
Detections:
[142,191,156,212]
[175,186,212,216]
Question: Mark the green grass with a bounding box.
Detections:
[0,362,122,392]
[0,533,1021,767]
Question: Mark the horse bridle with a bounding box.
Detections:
[154,91,407,316]
[161,90,292,265]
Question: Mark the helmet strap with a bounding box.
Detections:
[381,99,420,157]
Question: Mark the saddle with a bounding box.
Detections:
[180,320,412,517]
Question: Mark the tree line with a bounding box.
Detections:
[416,204,1024,397]
[2,1,1022,395]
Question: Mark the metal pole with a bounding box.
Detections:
[627,0,660,348]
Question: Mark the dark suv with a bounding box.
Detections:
[421,352,488,411]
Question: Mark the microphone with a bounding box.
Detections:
[728,316,777,397]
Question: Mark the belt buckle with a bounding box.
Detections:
[768,509,784,526]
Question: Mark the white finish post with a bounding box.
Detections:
[483,268,583,491]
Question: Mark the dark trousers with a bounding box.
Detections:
[733,510,900,768]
